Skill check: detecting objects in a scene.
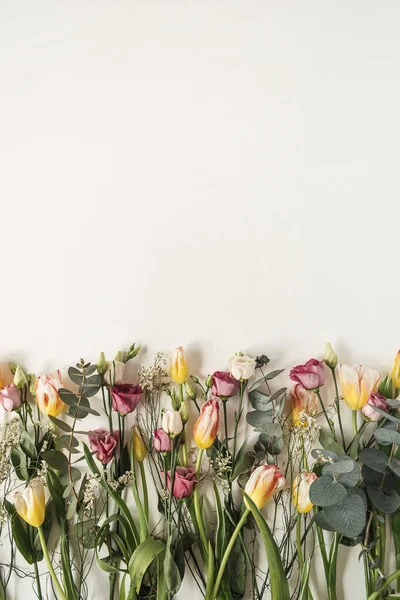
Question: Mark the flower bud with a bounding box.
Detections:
[292,472,317,513]
[180,400,190,424]
[193,398,220,449]
[324,343,338,369]
[114,350,125,363]
[14,479,46,527]
[391,350,400,389]
[170,347,188,384]
[153,429,171,453]
[13,366,28,390]
[205,374,213,388]
[162,410,183,438]
[244,465,285,509]
[127,344,141,360]
[190,376,200,385]
[8,362,17,375]
[132,425,147,462]
[185,381,197,401]
[362,392,389,422]
[97,352,107,376]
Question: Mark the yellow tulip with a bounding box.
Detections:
[14,479,45,527]
[292,472,317,514]
[170,347,188,384]
[132,425,147,462]
[244,465,285,509]
[339,364,380,411]
[391,350,400,389]
[35,371,65,417]
[291,384,318,427]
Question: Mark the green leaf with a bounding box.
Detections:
[359,448,389,474]
[129,538,166,593]
[46,470,66,523]
[231,441,248,480]
[214,483,225,560]
[58,388,79,406]
[313,509,336,532]
[248,389,273,412]
[19,430,37,461]
[367,487,400,514]
[49,416,73,432]
[323,490,367,537]
[309,476,347,507]
[375,428,400,446]
[250,370,284,391]
[322,458,356,476]
[11,513,35,564]
[246,410,274,428]
[258,424,284,456]
[11,448,29,480]
[42,450,68,471]
[389,457,400,477]
[164,538,181,595]
[60,467,81,486]
[68,395,100,418]
[244,493,290,600]
[59,435,79,449]
[319,429,345,455]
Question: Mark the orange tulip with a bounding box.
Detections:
[193,398,220,449]
[291,384,318,427]
[245,465,285,509]
[35,371,65,417]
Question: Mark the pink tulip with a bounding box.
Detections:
[289,359,325,390]
[88,429,119,464]
[0,384,21,412]
[362,392,389,422]
[111,384,143,415]
[211,371,240,399]
[163,466,197,499]
[153,429,172,453]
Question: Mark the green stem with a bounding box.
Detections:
[211,508,250,600]
[328,533,340,600]
[331,368,346,447]
[193,449,208,554]
[33,560,43,599]
[37,527,67,600]
[139,462,149,522]
[223,401,229,453]
[352,410,358,437]
[316,389,336,440]
[296,514,307,599]
[232,381,246,466]
[367,568,400,600]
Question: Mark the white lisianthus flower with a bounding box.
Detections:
[104,360,125,386]
[228,354,256,381]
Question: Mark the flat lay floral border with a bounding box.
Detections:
[0,343,400,600]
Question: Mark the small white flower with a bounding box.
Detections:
[228,354,256,381]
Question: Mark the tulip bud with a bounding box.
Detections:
[8,362,17,375]
[324,343,338,369]
[185,381,197,401]
[391,350,400,389]
[162,410,183,438]
[180,400,190,424]
[29,374,36,397]
[132,425,147,462]
[13,366,28,390]
[13,479,46,527]
[170,347,188,384]
[292,472,317,513]
[244,465,285,509]
[193,398,220,449]
[97,352,107,376]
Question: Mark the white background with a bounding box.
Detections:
[1,1,400,598]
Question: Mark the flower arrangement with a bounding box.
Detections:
[0,342,400,600]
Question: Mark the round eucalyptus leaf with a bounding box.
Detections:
[258,424,284,456]
[309,476,347,507]
[248,390,273,412]
[362,465,394,492]
[322,458,355,477]
[388,457,400,477]
[323,492,366,538]
[367,486,400,514]
[335,462,361,488]
[313,509,336,532]
[246,410,274,428]
[374,427,400,446]
[359,448,389,474]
